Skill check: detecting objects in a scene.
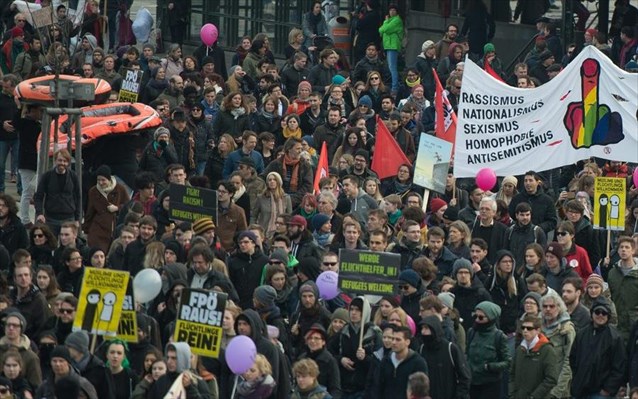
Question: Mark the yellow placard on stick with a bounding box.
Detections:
[115,279,138,343]
[73,268,130,336]
[593,177,626,231]
[174,289,227,358]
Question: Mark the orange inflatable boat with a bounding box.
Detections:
[15,75,112,105]
[40,102,162,154]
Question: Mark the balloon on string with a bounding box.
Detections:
[316,271,339,300]
[226,336,256,374]
[407,315,416,336]
[133,269,162,303]
[475,168,497,191]
[633,167,638,188]
[200,23,219,46]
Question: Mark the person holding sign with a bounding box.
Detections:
[148,342,211,398]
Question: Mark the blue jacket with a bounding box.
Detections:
[222,148,264,179]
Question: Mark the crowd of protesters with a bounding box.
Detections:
[0,0,636,398]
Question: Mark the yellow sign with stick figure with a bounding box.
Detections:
[73,268,130,336]
[593,177,626,231]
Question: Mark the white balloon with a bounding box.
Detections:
[133,269,162,303]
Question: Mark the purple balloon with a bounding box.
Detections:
[316,271,339,300]
[633,168,638,189]
[200,23,218,46]
[476,168,497,191]
[226,336,256,374]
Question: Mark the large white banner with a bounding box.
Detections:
[454,46,638,178]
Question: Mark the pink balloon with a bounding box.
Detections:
[407,315,416,336]
[476,168,497,191]
[633,167,638,188]
[316,271,339,300]
[226,336,256,374]
[200,23,218,46]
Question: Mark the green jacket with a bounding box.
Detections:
[509,333,559,399]
[378,15,404,51]
[607,261,638,341]
[466,302,511,386]
[544,318,575,398]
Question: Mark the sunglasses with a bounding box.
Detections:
[593,309,609,316]
[323,262,337,266]
[268,261,283,265]
[542,304,556,309]
[473,314,486,321]
[370,76,380,81]
[33,233,44,238]
[521,326,536,331]
[59,308,75,314]
[556,231,569,236]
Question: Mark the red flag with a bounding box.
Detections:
[485,60,505,82]
[371,116,411,180]
[313,141,329,194]
[433,68,457,147]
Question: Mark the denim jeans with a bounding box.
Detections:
[0,139,19,192]
[196,161,207,176]
[386,49,399,93]
[19,169,36,224]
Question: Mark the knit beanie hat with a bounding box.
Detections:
[238,230,258,244]
[483,42,495,54]
[358,95,372,108]
[311,213,331,232]
[586,273,604,288]
[254,285,277,307]
[502,175,518,187]
[154,126,170,140]
[65,331,90,355]
[304,323,328,341]
[332,74,346,85]
[378,295,400,308]
[429,198,447,213]
[50,345,73,364]
[95,165,112,180]
[298,81,312,92]
[10,27,24,38]
[6,312,27,331]
[421,40,435,52]
[452,258,474,277]
[438,292,455,309]
[442,206,459,221]
[331,308,350,323]
[192,217,215,235]
[398,269,421,289]
[268,249,288,265]
[545,242,564,259]
[522,291,542,308]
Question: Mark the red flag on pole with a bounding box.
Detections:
[371,116,411,180]
[433,68,457,147]
[313,141,329,194]
[485,60,505,82]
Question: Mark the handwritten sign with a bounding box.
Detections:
[169,183,218,224]
[338,250,400,296]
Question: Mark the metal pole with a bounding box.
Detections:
[74,113,83,223]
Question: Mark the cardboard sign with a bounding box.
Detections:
[174,289,227,358]
[31,6,54,28]
[118,69,144,102]
[169,184,218,224]
[115,279,138,343]
[414,133,453,194]
[338,250,400,296]
[73,268,130,336]
[593,177,626,231]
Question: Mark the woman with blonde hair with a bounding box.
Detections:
[285,27,309,61]
[387,307,409,327]
[143,241,165,270]
[252,171,293,238]
[363,177,384,205]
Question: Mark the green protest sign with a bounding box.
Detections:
[338,249,400,296]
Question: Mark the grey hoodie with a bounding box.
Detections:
[166,342,191,373]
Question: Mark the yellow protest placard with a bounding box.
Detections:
[593,177,626,231]
[174,289,227,358]
[73,268,130,336]
[115,279,138,343]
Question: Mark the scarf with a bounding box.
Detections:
[282,155,301,191]
[406,77,421,88]
[230,107,246,120]
[267,194,285,236]
[314,230,332,247]
[260,109,275,121]
[232,185,246,203]
[282,126,302,139]
[96,177,116,200]
[329,97,346,116]
[393,179,412,195]
[308,11,323,34]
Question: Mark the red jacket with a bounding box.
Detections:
[565,244,593,281]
